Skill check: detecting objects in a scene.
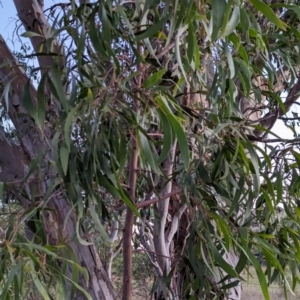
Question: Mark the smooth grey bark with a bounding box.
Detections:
[152,142,180,299]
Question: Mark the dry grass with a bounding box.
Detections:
[112,266,300,299]
[241,267,300,300]
[242,285,299,300]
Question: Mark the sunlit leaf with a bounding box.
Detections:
[221,6,240,38]
[249,0,288,30]
[211,0,226,41]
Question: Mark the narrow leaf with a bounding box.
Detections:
[249,0,288,30]
[211,0,226,41]
[143,69,165,88]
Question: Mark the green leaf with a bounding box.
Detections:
[75,26,86,70]
[246,250,270,300]
[29,262,51,300]
[55,279,67,300]
[50,64,68,111]
[210,212,232,250]
[193,31,200,70]
[62,275,93,300]
[119,188,140,217]
[69,250,80,299]
[225,45,235,79]
[16,243,57,257]
[143,69,165,88]
[64,107,77,150]
[168,115,189,170]
[101,7,112,47]
[175,28,188,83]
[211,244,238,278]
[276,171,282,205]
[0,182,3,199]
[89,203,111,243]
[22,80,36,120]
[187,23,195,63]
[243,139,260,194]
[0,263,23,299]
[197,161,211,183]
[261,190,274,213]
[235,58,251,95]
[220,0,234,35]
[76,220,92,246]
[36,74,47,130]
[220,280,240,290]
[135,15,169,41]
[104,41,121,75]
[220,159,230,180]
[249,0,288,30]
[211,0,226,41]
[228,33,240,51]
[240,8,250,32]
[21,31,43,38]
[221,6,240,38]
[60,142,69,176]
[2,77,16,113]
[228,175,245,217]
[157,109,174,164]
[22,151,43,184]
[88,11,107,56]
[138,130,160,174]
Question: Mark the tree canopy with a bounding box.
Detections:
[1,0,300,299]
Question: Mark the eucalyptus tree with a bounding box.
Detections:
[1,0,300,300]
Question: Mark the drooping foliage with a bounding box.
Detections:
[2,0,300,299]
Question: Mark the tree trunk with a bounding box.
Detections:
[0,0,116,298]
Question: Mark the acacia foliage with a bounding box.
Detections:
[2,0,300,299]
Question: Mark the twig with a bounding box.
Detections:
[44,2,71,13]
[279,117,300,121]
[122,44,141,300]
[255,137,300,143]
[260,74,300,130]
[136,188,183,209]
[157,32,188,60]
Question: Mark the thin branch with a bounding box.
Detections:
[255,137,300,143]
[122,44,141,300]
[136,188,183,209]
[109,220,119,241]
[141,32,188,74]
[260,74,300,130]
[147,133,164,137]
[279,117,300,121]
[166,204,187,251]
[44,2,71,13]
[156,32,188,61]
[139,215,163,276]
[105,238,123,280]
[152,141,177,290]
[132,249,176,260]
[79,0,90,4]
